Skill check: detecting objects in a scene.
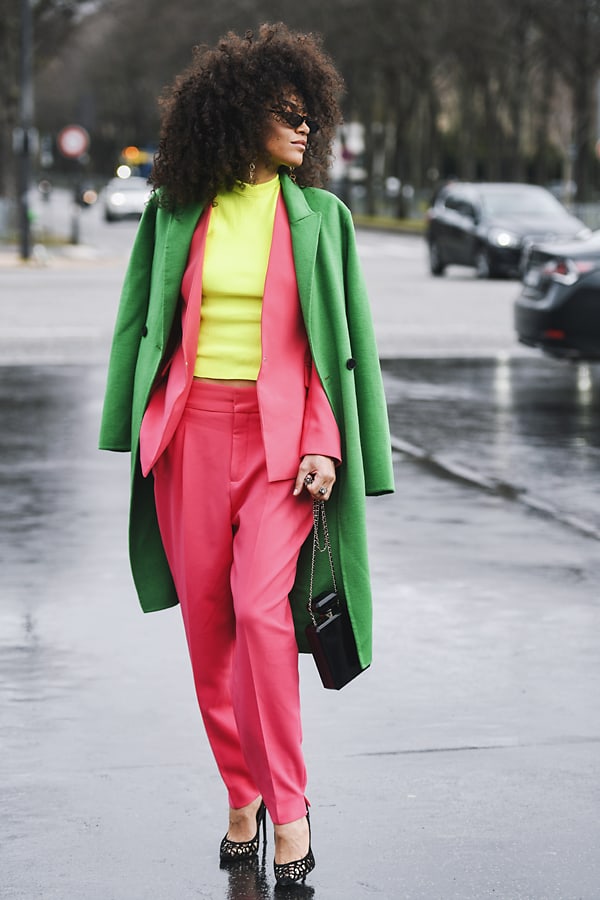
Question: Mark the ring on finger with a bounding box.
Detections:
[318,486,327,495]
[304,473,315,485]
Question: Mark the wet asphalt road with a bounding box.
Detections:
[382,356,600,537]
[2,204,600,898]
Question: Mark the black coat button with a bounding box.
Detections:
[346,357,357,370]
[141,325,148,337]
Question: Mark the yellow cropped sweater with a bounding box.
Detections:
[194,175,280,380]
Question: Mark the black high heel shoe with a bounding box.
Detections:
[273,811,315,887]
[219,800,267,864]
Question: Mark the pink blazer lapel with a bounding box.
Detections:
[180,208,211,367]
[257,194,311,479]
[139,206,211,476]
[258,193,340,479]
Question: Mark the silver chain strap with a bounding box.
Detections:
[307,499,337,627]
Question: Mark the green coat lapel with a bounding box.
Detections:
[158,203,205,346]
[281,177,321,327]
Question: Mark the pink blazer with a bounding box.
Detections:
[139,193,341,480]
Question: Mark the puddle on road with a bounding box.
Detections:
[0,366,102,569]
[0,366,111,713]
[382,356,600,531]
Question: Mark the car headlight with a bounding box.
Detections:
[488,227,521,249]
[109,193,125,206]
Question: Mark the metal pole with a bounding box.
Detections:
[18,0,33,261]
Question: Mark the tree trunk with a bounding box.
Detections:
[572,65,593,201]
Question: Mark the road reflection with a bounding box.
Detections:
[382,356,600,530]
[0,365,107,720]
[221,854,316,899]
[222,857,270,899]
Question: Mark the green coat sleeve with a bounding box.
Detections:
[98,197,158,451]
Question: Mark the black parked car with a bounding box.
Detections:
[515,232,600,360]
[426,182,589,278]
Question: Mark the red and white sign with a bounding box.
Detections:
[57,125,90,159]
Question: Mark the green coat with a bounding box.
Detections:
[99,174,394,668]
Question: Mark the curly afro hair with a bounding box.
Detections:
[151,23,345,209]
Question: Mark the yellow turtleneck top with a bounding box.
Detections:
[194,175,280,380]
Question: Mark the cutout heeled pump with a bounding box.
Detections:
[219,800,267,864]
[273,811,315,887]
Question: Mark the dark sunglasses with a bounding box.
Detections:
[269,108,320,133]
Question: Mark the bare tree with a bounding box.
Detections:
[0,0,91,197]
[17,0,600,211]
[530,0,600,200]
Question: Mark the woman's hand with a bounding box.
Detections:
[293,455,336,500]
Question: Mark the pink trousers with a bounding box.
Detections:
[152,380,314,824]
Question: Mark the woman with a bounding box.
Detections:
[99,23,394,887]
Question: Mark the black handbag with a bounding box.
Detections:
[305,500,368,690]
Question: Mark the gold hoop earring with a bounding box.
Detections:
[248,161,256,185]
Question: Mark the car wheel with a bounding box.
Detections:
[475,247,493,279]
[428,240,445,276]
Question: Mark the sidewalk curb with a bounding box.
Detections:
[0,244,124,268]
[390,434,600,541]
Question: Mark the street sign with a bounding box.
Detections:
[57,125,90,159]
